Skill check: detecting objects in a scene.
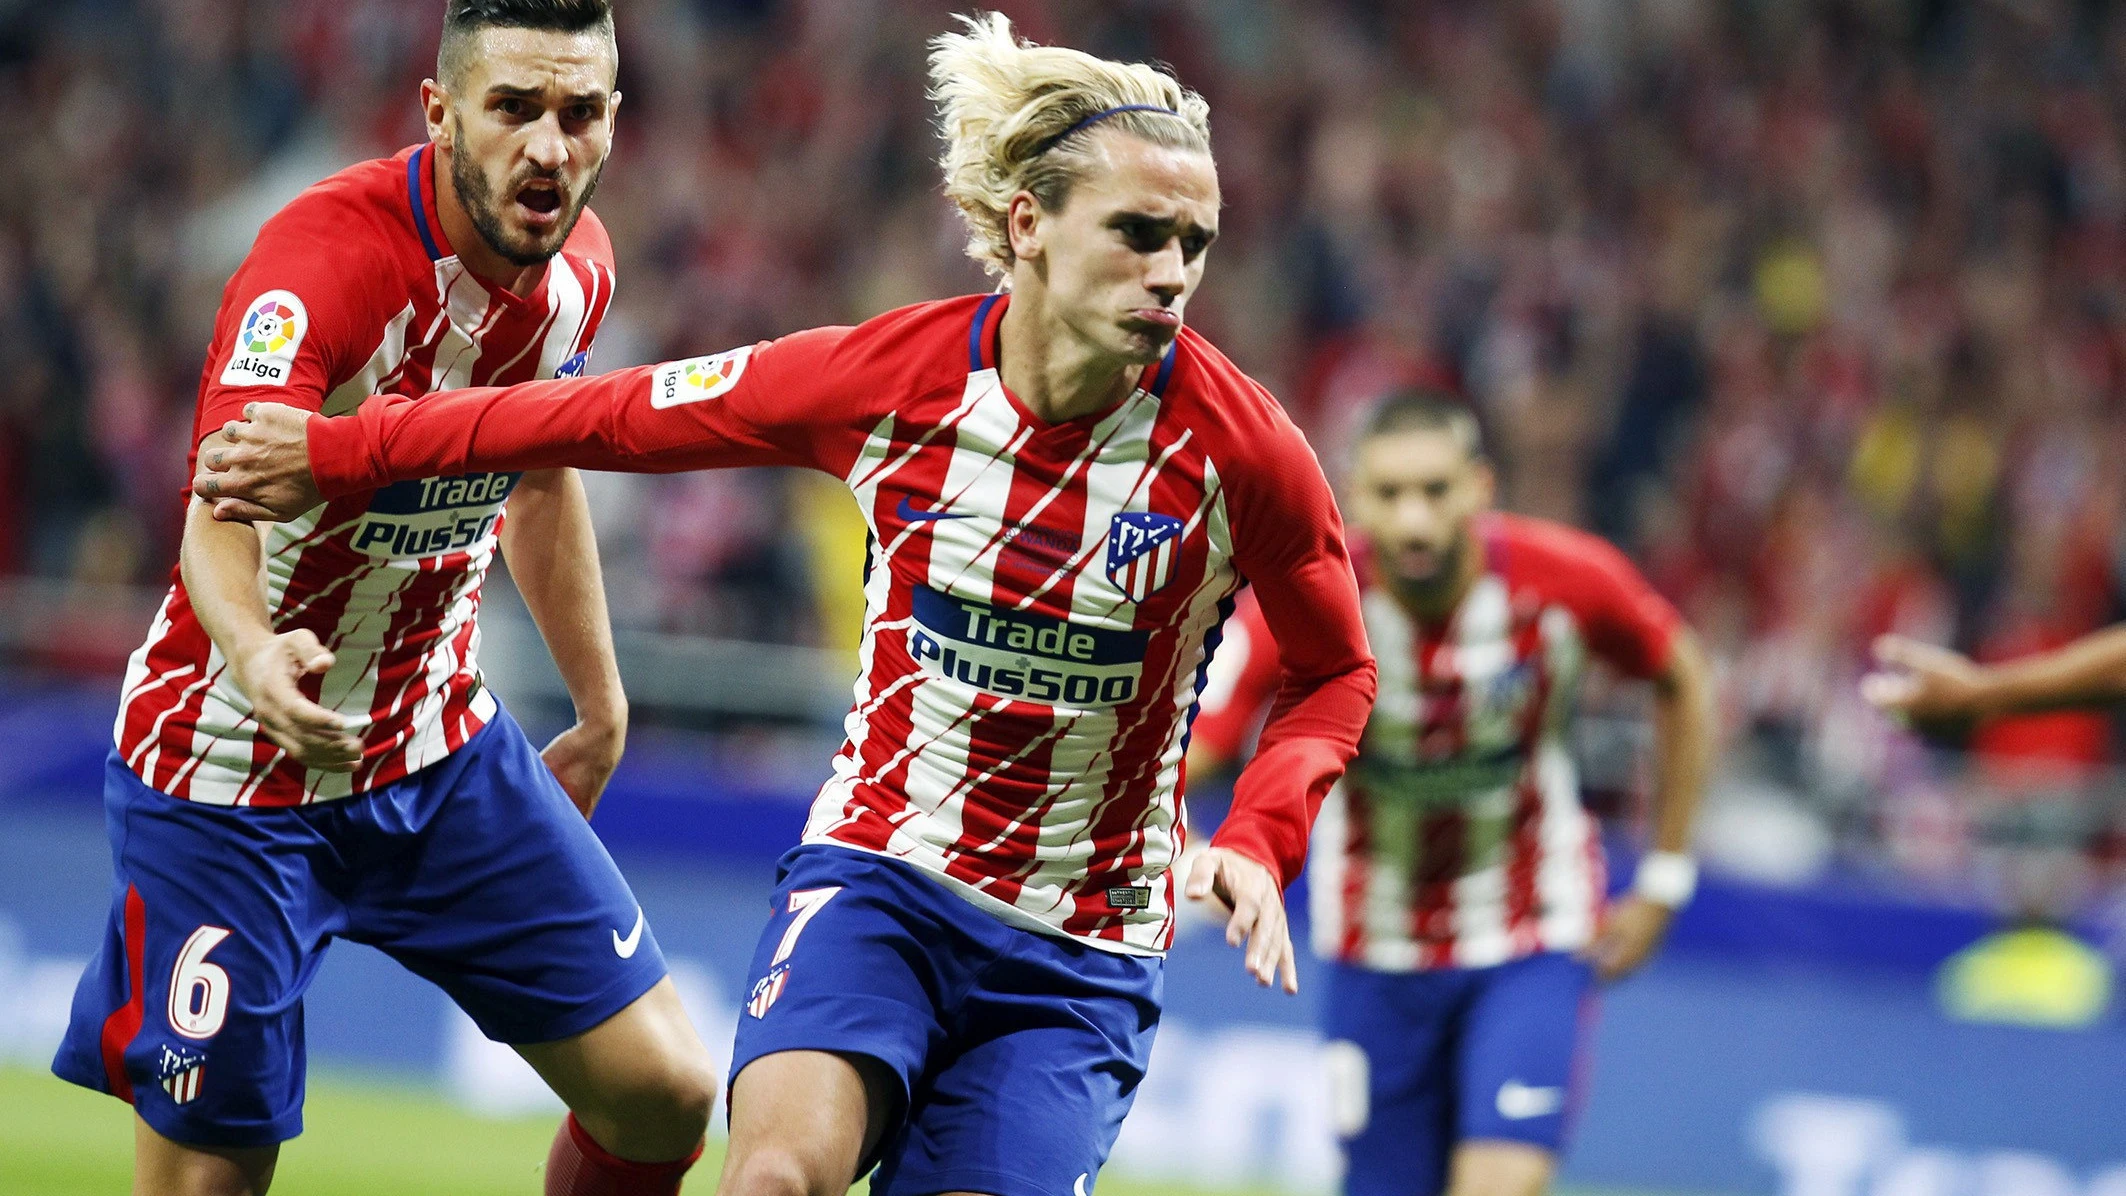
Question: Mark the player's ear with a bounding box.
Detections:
[1006,192,1044,264]
[1469,457,1497,510]
[421,79,452,148]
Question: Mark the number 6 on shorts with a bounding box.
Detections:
[772,887,842,966]
[169,926,234,1039]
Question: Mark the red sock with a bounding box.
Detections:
[545,1113,703,1196]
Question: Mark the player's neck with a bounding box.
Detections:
[995,295,1142,425]
[430,147,545,299]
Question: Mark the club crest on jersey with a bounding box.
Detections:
[219,290,308,387]
[651,347,752,409]
[746,965,791,1019]
[1105,512,1185,602]
[156,1044,208,1105]
[555,348,591,379]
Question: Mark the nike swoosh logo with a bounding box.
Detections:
[612,907,645,959]
[897,495,974,523]
[1496,1080,1564,1120]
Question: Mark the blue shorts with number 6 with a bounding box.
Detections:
[730,844,1162,1196]
[51,706,668,1148]
[1324,952,1596,1196]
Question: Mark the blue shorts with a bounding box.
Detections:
[51,706,667,1148]
[1323,953,1595,1196]
[730,845,1162,1196]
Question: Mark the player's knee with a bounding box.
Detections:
[618,1049,719,1137]
[1447,1141,1553,1196]
[719,1144,842,1196]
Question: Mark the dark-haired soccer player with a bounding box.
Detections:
[52,4,716,1194]
[1191,395,1714,1196]
[195,13,1376,1196]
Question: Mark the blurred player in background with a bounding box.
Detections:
[51,3,718,1194]
[195,12,1377,1196]
[1190,394,1714,1196]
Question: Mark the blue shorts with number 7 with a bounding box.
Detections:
[730,844,1162,1196]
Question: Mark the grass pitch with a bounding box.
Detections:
[0,1065,1286,1196]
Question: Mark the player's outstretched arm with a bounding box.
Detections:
[196,329,857,521]
[1863,629,2126,722]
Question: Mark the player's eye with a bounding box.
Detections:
[1117,221,1164,253]
[1180,232,1211,260]
[496,97,527,117]
[567,103,597,122]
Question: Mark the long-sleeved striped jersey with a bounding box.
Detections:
[300,292,1376,953]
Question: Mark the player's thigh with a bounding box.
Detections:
[719,1049,899,1196]
[1447,1140,1556,1196]
[349,708,669,1048]
[869,933,1161,1196]
[727,847,964,1136]
[55,758,334,1151]
[132,1115,279,1196]
[515,976,717,1154]
[1322,962,1463,1196]
[1453,952,1595,1158]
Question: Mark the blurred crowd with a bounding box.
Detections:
[10,0,2126,900]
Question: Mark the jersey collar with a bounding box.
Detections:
[406,144,448,262]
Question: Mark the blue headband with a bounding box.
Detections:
[1034,104,1183,156]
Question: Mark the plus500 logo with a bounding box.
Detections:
[907,586,1147,709]
[351,472,520,559]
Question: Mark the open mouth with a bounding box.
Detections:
[515,180,564,222]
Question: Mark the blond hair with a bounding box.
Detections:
[929,11,1213,277]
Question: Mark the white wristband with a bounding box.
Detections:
[1633,851,1698,908]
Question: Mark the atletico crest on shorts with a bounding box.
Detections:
[747,965,791,1019]
[1105,512,1184,602]
[156,1044,207,1105]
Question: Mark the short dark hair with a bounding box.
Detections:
[438,0,616,87]
[1361,390,1486,461]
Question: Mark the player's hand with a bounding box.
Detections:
[540,718,626,818]
[233,630,362,772]
[1860,635,1992,724]
[1580,895,1675,982]
[193,402,323,522]
[1186,847,1300,994]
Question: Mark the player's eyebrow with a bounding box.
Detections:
[486,82,610,105]
[1106,210,1219,242]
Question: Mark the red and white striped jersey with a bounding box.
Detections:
[117,145,614,806]
[1193,514,1680,969]
[302,293,1377,953]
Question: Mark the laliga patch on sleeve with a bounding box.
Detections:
[219,290,310,387]
[651,346,752,409]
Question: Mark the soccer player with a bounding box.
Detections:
[51,4,717,1194]
[1188,395,1714,1196]
[194,12,1377,1196]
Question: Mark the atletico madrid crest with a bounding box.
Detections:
[1105,512,1184,601]
[746,965,791,1019]
[156,1044,207,1105]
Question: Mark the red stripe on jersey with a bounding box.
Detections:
[1338,784,1374,960]
[1500,611,1553,952]
[98,885,147,1103]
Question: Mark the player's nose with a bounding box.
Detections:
[1143,241,1186,299]
[523,118,568,173]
